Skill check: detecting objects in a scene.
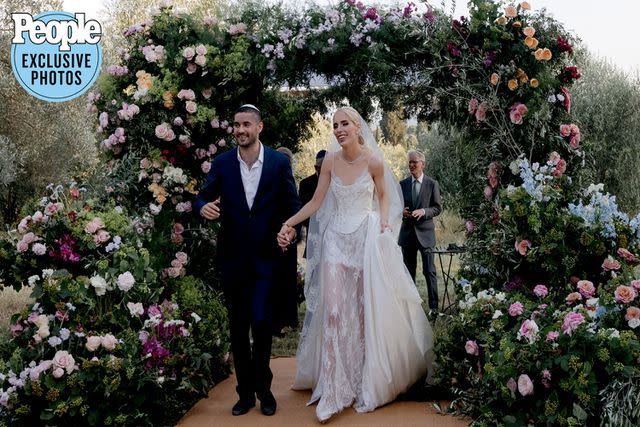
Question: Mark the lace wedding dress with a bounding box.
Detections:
[293,164,433,422]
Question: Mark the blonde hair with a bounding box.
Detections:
[334,107,365,145]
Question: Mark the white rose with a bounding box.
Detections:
[117,272,135,292]
[31,243,46,256]
[86,335,102,352]
[101,334,118,351]
[52,350,76,374]
[90,275,108,296]
[127,302,144,317]
[629,318,640,329]
[33,314,49,329]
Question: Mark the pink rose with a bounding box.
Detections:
[16,240,29,252]
[617,248,637,263]
[508,302,524,316]
[553,158,566,177]
[210,118,220,128]
[562,312,585,335]
[631,280,640,292]
[140,158,150,169]
[167,267,181,278]
[576,280,595,298]
[475,102,488,122]
[546,331,559,341]
[559,124,572,137]
[541,369,551,388]
[465,220,474,233]
[31,243,46,255]
[194,54,206,66]
[53,350,76,373]
[201,161,211,173]
[208,144,218,155]
[625,306,640,321]
[96,229,110,243]
[518,319,539,343]
[172,223,184,234]
[569,134,580,149]
[483,185,493,199]
[465,340,479,356]
[602,257,621,272]
[468,98,479,115]
[548,151,561,165]
[614,285,637,304]
[22,232,37,244]
[509,102,528,125]
[510,110,523,125]
[175,252,188,264]
[86,336,102,352]
[182,47,195,60]
[53,367,65,378]
[515,239,532,256]
[565,292,582,304]
[185,101,197,114]
[177,89,196,101]
[155,123,176,141]
[507,377,517,393]
[195,44,207,56]
[517,374,534,396]
[218,139,226,147]
[173,117,184,127]
[533,284,548,298]
[101,334,118,351]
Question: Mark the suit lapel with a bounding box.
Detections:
[230,148,251,212]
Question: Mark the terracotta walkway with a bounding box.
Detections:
[178,357,468,426]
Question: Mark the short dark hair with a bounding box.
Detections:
[316,149,327,159]
[235,104,261,121]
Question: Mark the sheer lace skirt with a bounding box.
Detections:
[309,218,367,421]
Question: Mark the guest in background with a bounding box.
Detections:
[298,150,326,255]
[398,150,442,314]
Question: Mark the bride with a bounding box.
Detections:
[277,107,433,422]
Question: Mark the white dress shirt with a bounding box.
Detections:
[237,143,264,209]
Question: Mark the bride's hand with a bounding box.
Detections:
[277,224,296,250]
[380,219,392,233]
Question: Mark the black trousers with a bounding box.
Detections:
[401,232,439,310]
[227,278,274,400]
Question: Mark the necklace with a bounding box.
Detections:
[342,151,365,165]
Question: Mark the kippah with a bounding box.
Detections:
[239,104,260,113]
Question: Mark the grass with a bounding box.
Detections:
[0,286,33,339]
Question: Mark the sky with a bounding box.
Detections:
[62,0,639,74]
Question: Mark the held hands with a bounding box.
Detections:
[402,207,411,219]
[277,223,297,251]
[200,197,221,220]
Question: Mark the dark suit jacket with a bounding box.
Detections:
[298,173,318,229]
[193,146,302,290]
[398,175,442,248]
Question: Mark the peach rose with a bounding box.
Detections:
[602,257,621,271]
[512,21,522,28]
[515,239,532,256]
[530,78,539,88]
[534,48,544,60]
[505,5,518,17]
[524,36,538,49]
[577,280,595,298]
[523,26,535,37]
[496,15,508,25]
[565,292,582,304]
[490,73,499,85]
[508,79,518,90]
[520,1,531,10]
[615,285,637,304]
[553,158,566,177]
[542,48,552,60]
[625,306,640,321]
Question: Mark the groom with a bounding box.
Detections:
[194,104,301,416]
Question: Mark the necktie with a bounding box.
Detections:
[412,179,420,206]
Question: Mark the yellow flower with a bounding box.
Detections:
[530,78,539,88]
[508,79,518,90]
[123,85,136,96]
[490,73,500,86]
[185,179,198,194]
[495,15,508,25]
[505,5,518,17]
[520,1,531,10]
[512,20,522,28]
[523,26,535,37]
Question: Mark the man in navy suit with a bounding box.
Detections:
[193,105,301,416]
[398,150,442,314]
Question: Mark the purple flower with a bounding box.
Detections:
[508,302,524,316]
[517,374,534,396]
[447,42,461,57]
[546,331,559,341]
[562,312,585,336]
[465,340,479,356]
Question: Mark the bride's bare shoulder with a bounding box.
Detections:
[366,151,384,171]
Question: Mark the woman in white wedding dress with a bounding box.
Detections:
[277,107,433,422]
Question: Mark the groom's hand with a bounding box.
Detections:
[411,208,426,220]
[200,198,221,220]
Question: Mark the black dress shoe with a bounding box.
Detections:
[258,391,277,416]
[232,398,255,416]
